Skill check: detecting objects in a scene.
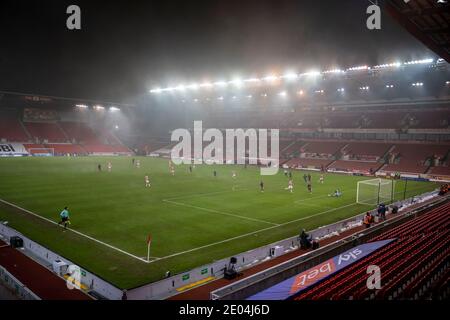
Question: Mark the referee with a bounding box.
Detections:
[58,207,70,230]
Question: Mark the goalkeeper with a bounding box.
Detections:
[328,189,342,197]
[58,206,71,230]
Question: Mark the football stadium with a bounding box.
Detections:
[0,0,449,308]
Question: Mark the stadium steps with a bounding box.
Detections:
[56,121,71,141]
[18,119,32,141]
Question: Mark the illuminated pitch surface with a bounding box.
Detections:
[0,157,437,288]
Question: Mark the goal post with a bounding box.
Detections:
[28,148,55,157]
[356,178,395,206]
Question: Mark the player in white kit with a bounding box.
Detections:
[286,179,294,193]
[107,162,112,172]
[145,175,151,187]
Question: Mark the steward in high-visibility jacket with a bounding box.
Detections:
[363,212,372,228]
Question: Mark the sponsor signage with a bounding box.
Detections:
[0,143,29,156]
[247,239,394,300]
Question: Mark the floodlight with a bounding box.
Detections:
[282,72,298,80]
[186,83,199,90]
[229,78,244,87]
[150,88,162,93]
[262,75,278,82]
[199,82,213,88]
[244,78,261,83]
[213,81,228,87]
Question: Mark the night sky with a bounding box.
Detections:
[0,0,437,103]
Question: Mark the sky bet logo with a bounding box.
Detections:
[289,248,363,293]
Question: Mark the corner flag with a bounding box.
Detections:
[146,234,152,262]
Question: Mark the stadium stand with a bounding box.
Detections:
[293,200,450,300]
[381,143,450,174]
[341,142,391,161]
[59,121,101,144]
[427,166,450,177]
[44,144,86,155]
[328,160,383,174]
[284,158,332,170]
[300,141,346,157]
[0,118,30,142]
[23,122,68,143]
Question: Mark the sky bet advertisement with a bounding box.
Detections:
[247,239,394,300]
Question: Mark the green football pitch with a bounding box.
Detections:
[0,156,438,289]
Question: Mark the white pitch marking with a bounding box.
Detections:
[163,199,279,226]
[150,202,359,263]
[164,188,248,202]
[0,198,157,263]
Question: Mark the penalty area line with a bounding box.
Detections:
[162,199,279,226]
[0,198,157,264]
[149,202,360,263]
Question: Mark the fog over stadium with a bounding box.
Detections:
[0,0,449,309]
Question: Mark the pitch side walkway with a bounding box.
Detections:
[0,240,91,300]
[169,195,445,300]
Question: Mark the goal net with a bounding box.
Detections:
[28,148,54,157]
[356,178,394,206]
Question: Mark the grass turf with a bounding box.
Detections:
[0,156,438,289]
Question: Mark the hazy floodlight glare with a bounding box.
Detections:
[150,88,162,93]
[75,104,88,108]
[109,106,120,111]
[303,70,320,77]
[213,81,228,87]
[262,75,278,82]
[229,78,244,87]
[244,78,261,83]
[282,72,298,80]
[94,105,104,110]
[148,58,438,94]
[186,83,199,90]
[404,59,433,65]
[199,82,213,88]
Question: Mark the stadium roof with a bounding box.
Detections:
[386,0,450,63]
